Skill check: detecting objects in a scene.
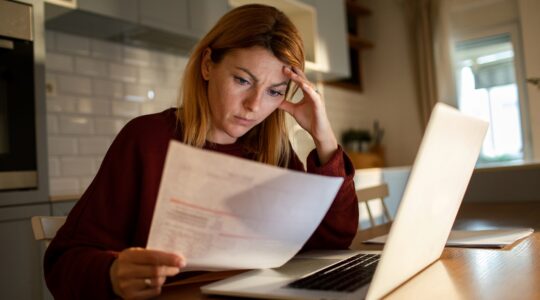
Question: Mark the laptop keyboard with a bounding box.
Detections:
[286,253,380,292]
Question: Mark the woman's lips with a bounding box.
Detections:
[234,115,255,126]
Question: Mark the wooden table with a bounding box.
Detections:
[159,202,540,299]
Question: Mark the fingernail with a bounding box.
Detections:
[179,258,187,268]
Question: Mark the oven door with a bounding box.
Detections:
[0,4,38,190]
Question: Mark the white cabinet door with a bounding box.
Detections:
[301,0,350,80]
[139,0,229,38]
[78,0,138,23]
[0,204,51,300]
[519,0,540,160]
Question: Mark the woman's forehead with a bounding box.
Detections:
[224,47,287,67]
[222,47,289,81]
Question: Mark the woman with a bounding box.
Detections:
[44,4,359,299]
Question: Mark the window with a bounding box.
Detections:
[454,34,525,163]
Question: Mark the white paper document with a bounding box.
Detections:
[364,228,534,248]
[147,141,344,271]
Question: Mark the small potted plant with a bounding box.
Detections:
[341,129,372,153]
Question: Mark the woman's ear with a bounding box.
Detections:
[201,48,213,80]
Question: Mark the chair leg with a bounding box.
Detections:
[381,199,392,222]
[364,201,376,227]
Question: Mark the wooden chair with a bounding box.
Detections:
[350,183,392,250]
[356,183,392,227]
[31,216,66,247]
[31,216,66,300]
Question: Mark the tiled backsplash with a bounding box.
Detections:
[45,31,366,197]
[45,31,187,196]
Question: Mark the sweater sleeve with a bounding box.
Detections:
[291,146,359,250]
[44,120,144,300]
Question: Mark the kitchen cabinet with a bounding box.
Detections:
[47,0,138,24]
[139,0,229,38]
[45,0,230,52]
[0,203,51,300]
[139,0,191,37]
[77,0,138,23]
[0,200,75,300]
[300,0,350,80]
[231,0,349,80]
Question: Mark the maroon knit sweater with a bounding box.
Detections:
[44,108,359,299]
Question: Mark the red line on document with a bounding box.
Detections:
[170,197,237,217]
[219,232,270,241]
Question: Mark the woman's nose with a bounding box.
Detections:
[243,90,263,112]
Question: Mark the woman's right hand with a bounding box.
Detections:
[109,247,185,299]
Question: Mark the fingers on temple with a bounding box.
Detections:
[284,66,318,97]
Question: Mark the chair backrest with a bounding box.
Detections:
[356,183,389,202]
[356,183,391,227]
[31,216,66,242]
[31,216,66,299]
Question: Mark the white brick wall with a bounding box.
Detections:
[48,137,78,155]
[56,33,90,55]
[46,95,78,113]
[48,158,61,177]
[91,39,123,61]
[46,31,182,196]
[46,53,74,72]
[47,115,59,134]
[75,57,108,77]
[49,178,80,196]
[58,116,94,135]
[77,99,111,115]
[57,75,93,95]
[60,157,96,176]
[109,63,138,83]
[94,118,127,135]
[45,31,367,197]
[124,46,152,67]
[79,137,112,155]
[93,79,123,99]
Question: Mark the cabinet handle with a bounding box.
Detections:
[0,39,14,50]
[527,77,540,89]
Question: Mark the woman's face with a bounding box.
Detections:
[202,46,289,144]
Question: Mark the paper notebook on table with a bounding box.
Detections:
[364,228,534,248]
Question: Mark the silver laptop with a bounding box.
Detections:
[201,103,488,300]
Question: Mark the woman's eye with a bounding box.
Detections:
[234,76,250,85]
[268,89,285,97]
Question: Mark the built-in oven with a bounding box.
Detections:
[0,0,38,191]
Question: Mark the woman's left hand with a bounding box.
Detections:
[279,66,338,164]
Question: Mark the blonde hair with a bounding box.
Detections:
[178,4,305,167]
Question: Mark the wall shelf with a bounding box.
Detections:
[326,0,374,92]
[348,34,374,50]
[346,0,371,17]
